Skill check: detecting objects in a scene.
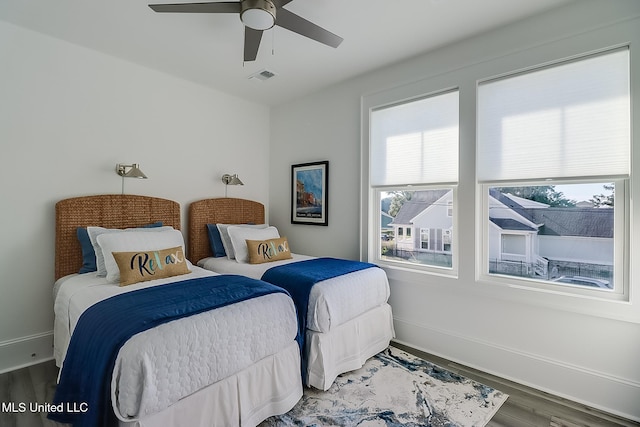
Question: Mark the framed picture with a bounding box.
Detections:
[291,161,329,226]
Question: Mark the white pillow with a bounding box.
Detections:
[227,225,280,263]
[216,223,268,260]
[87,226,174,277]
[96,229,189,283]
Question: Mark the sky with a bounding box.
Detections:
[554,183,613,202]
[381,182,613,204]
[297,168,323,198]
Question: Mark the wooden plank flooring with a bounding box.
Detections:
[1,344,638,427]
[0,359,66,427]
[392,342,639,427]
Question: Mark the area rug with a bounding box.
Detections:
[260,346,508,427]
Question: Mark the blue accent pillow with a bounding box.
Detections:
[140,221,164,229]
[76,221,163,274]
[206,224,227,258]
[77,227,96,274]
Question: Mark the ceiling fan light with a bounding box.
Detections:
[240,0,276,31]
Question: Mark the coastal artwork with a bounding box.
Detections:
[291,161,328,226]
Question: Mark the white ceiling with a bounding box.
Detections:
[0,0,575,106]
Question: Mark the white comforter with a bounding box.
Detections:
[198,254,390,333]
[53,267,298,422]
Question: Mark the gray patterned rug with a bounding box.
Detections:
[261,346,508,427]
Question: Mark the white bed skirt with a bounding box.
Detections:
[305,303,395,391]
[120,341,302,427]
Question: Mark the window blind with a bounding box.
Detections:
[370,90,459,187]
[477,48,630,182]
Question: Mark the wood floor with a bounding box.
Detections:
[392,342,639,427]
[1,344,638,427]
[0,359,66,427]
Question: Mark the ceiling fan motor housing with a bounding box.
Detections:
[240,0,276,30]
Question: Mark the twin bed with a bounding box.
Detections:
[51,195,393,426]
[188,197,395,391]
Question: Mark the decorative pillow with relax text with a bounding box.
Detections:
[246,237,292,264]
[112,246,191,286]
[88,225,173,277]
[228,225,279,263]
[77,222,164,274]
[97,229,186,283]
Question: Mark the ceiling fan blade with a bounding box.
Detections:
[272,0,293,8]
[275,8,342,48]
[244,27,264,61]
[148,2,241,13]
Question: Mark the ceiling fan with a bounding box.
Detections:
[148,0,343,62]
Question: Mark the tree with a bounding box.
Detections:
[388,191,413,217]
[494,186,576,207]
[590,184,615,208]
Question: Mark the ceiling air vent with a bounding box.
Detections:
[248,69,277,81]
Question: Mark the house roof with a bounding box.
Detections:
[392,188,613,239]
[523,207,613,238]
[490,189,613,238]
[390,190,449,225]
[381,211,394,229]
[489,188,535,223]
[490,218,537,232]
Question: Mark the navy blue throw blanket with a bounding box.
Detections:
[48,275,292,427]
[261,257,377,370]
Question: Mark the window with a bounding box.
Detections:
[478,48,630,297]
[420,228,430,250]
[370,89,459,271]
[443,229,452,252]
[501,234,526,261]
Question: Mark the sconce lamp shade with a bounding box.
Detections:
[221,174,243,186]
[116,163,147,179]
[221,173,243,197]
[116,163,147,195]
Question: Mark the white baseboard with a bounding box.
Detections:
[0,331,54,374]
[393,317,640,423]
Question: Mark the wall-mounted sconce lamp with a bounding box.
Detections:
[116,163,147,194]
[221,173,243,197]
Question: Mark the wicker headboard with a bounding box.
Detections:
[55,194,181,280]
[188,198,265,264]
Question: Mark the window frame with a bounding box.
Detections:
[420,228,430,250]
[478,179,629,302]
[364,86,460,277]
[372,186,459,276]
[360,24,639,322]
[475,47,630,302]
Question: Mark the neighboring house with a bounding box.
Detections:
[381,210,394,241]
[488,189,543,266]
[390,190,452,253]
[381,210,394,232]
[488,189,613,275]
[390,189,613,276]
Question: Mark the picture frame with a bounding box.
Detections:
[291,161,329,226]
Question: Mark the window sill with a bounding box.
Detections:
[475,274,639,324]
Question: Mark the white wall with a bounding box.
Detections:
[270,0,640,421]
[539,235,614,264]
[0,20,270,372]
